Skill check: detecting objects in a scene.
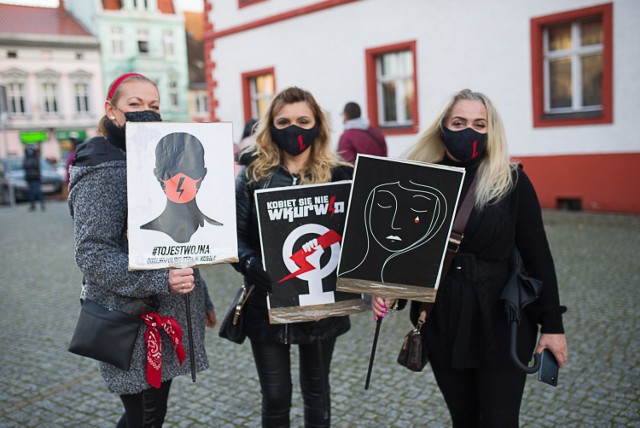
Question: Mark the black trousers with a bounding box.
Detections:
[250,339,336,428]
[116,380,172,428]
[430,365,527,428]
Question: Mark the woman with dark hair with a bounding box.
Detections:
[235,86,352,427]
[372,89,569,427]
[68,73,216,427]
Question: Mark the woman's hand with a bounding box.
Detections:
[168,268,195,294]
[205,309,217,328]
[536,333,569,368]
[371,296,395,321]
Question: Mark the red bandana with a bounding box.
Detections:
[141,312,186,389]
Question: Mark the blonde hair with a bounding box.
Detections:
[98,74,158,136]
[405,89,516,209]
[245,86,346,185]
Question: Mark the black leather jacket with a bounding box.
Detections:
[234,162,353,344]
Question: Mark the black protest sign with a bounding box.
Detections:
[337,155,465,302]
[255,182,365,324]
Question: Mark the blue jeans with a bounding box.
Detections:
[26,180,44,208]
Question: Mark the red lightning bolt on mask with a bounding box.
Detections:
[161,173,201,203]
[278,229,342,283]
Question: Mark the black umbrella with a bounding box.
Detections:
[499,248,543,373]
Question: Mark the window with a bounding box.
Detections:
[169,81,179,109]
[111,26,124,56]
[74,83,90,115]
[163,30,175,58]
[7,82,26,115]
[7,51,17,59]
[365,41,419,134]
[531,3,612,127]
[42,82,58,114]
[76,52,84,60]
[195,91,208,115]
[241,68,275,122]
[137,28,149,55]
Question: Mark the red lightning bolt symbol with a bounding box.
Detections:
[297,134,305,151]
[277,229,342,283]
[328,195,336,217]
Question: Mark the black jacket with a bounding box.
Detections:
[23,154,41,181]
[411,161,565,369]
[235,162,353,344]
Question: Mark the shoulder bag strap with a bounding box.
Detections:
[418,174,478,322]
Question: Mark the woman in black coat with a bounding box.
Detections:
[372,89,569,427]
[235,86,352,427]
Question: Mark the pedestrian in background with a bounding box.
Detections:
[23,146,45,211]
[372,89,568,427]
[337,101,387,163]
[68,72,216,427]
[234,117,258,177]
[235,86,352,427]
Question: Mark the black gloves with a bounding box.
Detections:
[243,256,273,293]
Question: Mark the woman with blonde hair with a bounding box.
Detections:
[373,89,568,427]
[234,86,352,427]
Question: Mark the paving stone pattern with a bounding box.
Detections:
[0,202,638,427]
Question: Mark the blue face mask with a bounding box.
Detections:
[441,127,488,165]
[270,124,319,156]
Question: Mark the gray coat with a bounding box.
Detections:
[68,138,211,395]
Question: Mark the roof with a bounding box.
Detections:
[0,4,91,37]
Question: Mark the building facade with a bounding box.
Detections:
[204,0,640,213]
[0,3,102,163]
[64,0,191,122]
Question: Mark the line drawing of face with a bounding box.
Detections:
[342,180,448,282]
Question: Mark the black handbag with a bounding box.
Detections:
[68,299,145,371]
[218,285,254,344]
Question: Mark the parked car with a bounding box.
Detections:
[0,157,65,204]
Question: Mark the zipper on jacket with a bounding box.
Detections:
[291,174,298,185]
[284,323,289,344]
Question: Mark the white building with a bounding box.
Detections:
[204,0,640,213]
[0,3,102,163]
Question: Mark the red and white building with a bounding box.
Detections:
[204,0,640,213]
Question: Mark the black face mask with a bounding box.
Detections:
[441,127,488,165]
[270,124,319,156]
[107,110,162,151]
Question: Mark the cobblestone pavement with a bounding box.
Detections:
[0,201,638,427]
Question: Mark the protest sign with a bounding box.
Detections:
[337,155,465,302]
[127,122,238,270]
[255,182,365,324]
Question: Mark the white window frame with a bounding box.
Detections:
[41,82,59,115]
[543,20,603,114]
[163,29,175,59]
[376,50,414,128]
[137,28,150,56]
[111,26,124,57]
[7,81,27,116]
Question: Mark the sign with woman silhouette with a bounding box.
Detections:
[126,122,238,269]
[337,155,464,302]
[255,182,365,324]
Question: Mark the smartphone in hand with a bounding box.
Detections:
[538,348,559,387]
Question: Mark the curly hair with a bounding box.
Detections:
[243,86,346,185]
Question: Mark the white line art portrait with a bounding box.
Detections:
[340,180,448,283]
